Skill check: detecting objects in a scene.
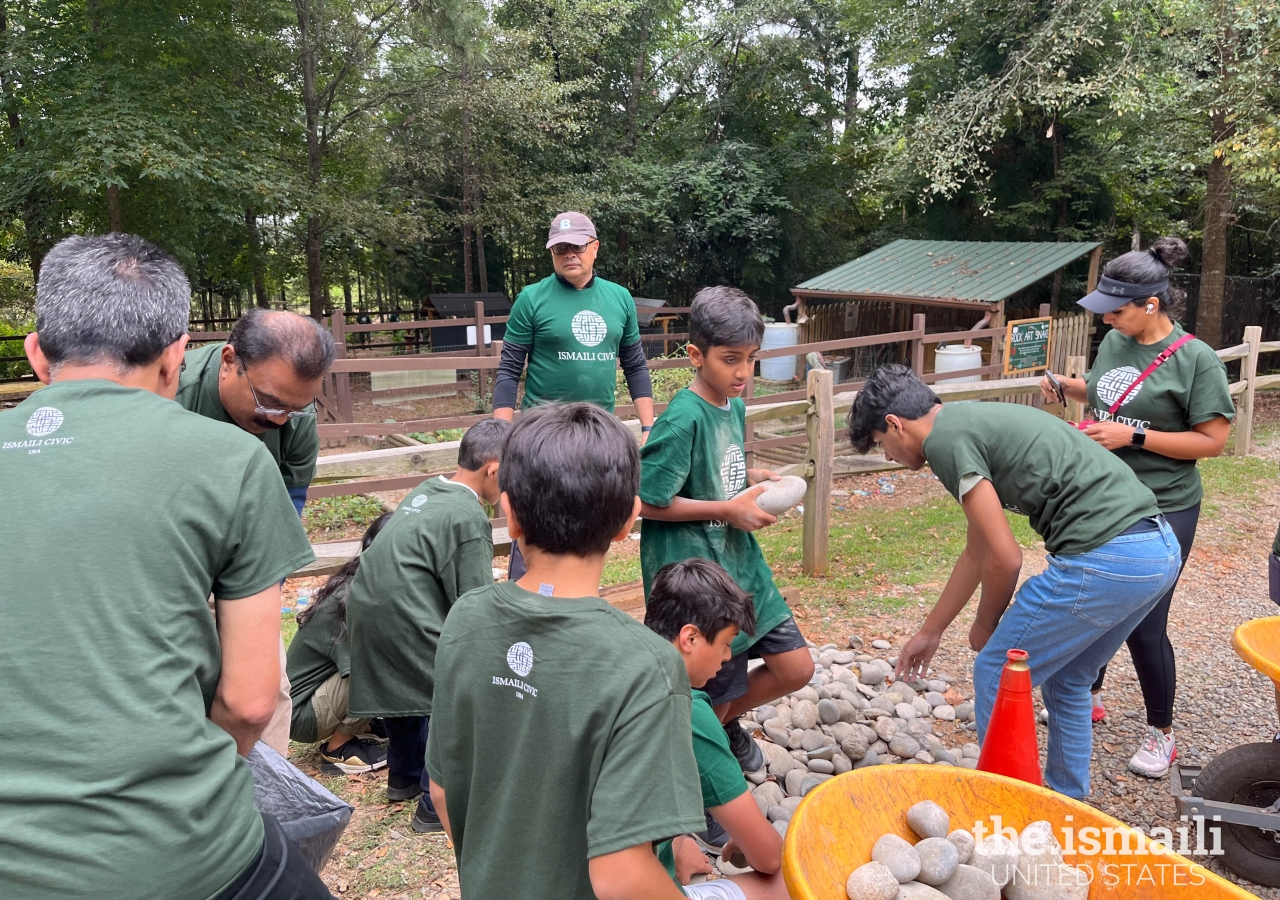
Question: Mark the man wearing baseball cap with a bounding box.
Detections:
[493,211,655,579]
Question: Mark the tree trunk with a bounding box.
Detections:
[343,273,353,313]
[246,208,271,308]
[843,44,859,136]
[106,184,123,232]
[1131,221,1142,252]
[296,0,325,320]
[1198,108,1233,348]
[476,223,488,293]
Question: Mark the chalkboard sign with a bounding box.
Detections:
[1003,316,1052,375]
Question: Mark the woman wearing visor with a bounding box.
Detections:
[1041,237,1234,779]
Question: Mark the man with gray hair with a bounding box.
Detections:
[177,306,336,515]
[2,234,330,899]
[178,308,338,756]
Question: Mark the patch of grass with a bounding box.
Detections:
[303,495,386,541]
[405,427,465,444]
[601,545,641,586]
[1199,454,1277,513]
[281,612,297,646]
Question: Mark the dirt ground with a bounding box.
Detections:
[285,401,1280,899]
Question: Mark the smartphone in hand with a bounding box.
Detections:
[1044,369,1066,405]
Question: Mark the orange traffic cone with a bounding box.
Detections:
[976,649,1042,785]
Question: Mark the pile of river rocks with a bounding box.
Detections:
[738,636,980,836]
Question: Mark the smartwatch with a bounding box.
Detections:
[1131,425,1146,448]
[641,425,653,433]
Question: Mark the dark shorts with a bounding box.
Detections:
[701,617,809,707]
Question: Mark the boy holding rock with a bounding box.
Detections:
[640,286,815,785]
[645,558,791,900]
[848,364,1182,799]
[346,419,508,832]
[426,403,705,900]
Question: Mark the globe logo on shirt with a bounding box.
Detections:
[570,310,608,347]
[720,444,747,496]
[25,406,64,437]
[411,494,429,508]
[1095,366,1145,409]
[507,641,534,677]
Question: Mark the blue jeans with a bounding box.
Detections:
[973,520,1181,799]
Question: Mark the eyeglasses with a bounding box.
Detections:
[550,240,596,256]
[243,367,317,419]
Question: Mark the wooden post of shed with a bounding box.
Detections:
[1087,246,1103,294]
[1033,303,1051,410]
[331,310,353,430]
[1238,325,1262,457]
[802,367,834,575]
[473,300,487,401]
[911,313,926,375]
[1065,355,1087,423]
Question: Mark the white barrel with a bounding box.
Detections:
[759,323,800,381]
[934,344,983,383]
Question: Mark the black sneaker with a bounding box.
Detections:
[387,772,424,803]
[411,795,444,833]
[694,811,729,855]
[364,719,389,742]
[319,737,388,775]
[723,719,764,773]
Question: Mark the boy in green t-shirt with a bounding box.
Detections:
[641,286,814,783]
[346,418,509,833]
[427,403,704,900]
[645,559,790,900]
[848,364,1182,799]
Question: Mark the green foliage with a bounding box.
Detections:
[302,494,385,539]
[405,428,466,443]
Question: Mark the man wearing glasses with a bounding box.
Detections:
[177,308,335,516]
[177,307,336,755]
[494,211,654,579]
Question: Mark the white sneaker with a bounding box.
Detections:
[1128,727,1177,778]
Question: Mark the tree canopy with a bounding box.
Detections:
[0,0,1276,341]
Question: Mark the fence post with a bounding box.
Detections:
[744,368,755,469]
[802,367,834,576]
[473,300,487,402]
[911,313,926,375]
[1238,325,1262,457]
[331,310,352,430]
[1065,355,1086,423]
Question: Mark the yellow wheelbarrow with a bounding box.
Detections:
[783,766,1255,898]
[1168,615,1280,888]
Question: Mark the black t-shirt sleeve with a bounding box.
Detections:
[618,340,652,400]
[493,340,530,410]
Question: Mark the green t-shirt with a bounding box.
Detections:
[0,380,314,900]
[287,591,351,743]
[656,689,750,881]
[176,341,320,491]
[503,273,641,412]
[425,581,705,900]
[640,388,792,655]
[924,402,1161,556]
[347,477,493,717]
[1086,325,1234,513]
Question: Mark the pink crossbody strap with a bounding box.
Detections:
[1107,333,1196,415]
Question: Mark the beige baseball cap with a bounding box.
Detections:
[546,211,597,249]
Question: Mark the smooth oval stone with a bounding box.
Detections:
[763,718,791,746]
[872,833,921,883]
[961,743,980,760]
[895,702,918,720]
[933,705,957,721]
[792,699,820,730]
[784,768,806,796]
[753,780,784,809]
[793,685,821,704]
[912,696,933,717]
[773,818,789,837]
[915,837,960,885]
[840,730,869,761]
[808,744,835,762]
[896,883,949,899]
[818,698,842,725]
[907,719,934,737]
[787,729,805,750]
[957,758,978,769]
[869,740,890,756]
[935,864,1000,900]
[1002,863,1089,900]
[780,795,803,813]
[906,800,950,839]
[970,834,1018,887]
[755,703,778,723]
[932,746,957,766]
[888,734,920,758]
[756,475,808,514]
[831,721,854,743]
[1016,821,1065,870]
[832,750,852,774]
[871,696,898,715]
[853,750,881,769]
[860,661,889,686]
[832,650,856,665]
[856,723,879,743]
[924,691,947,708]
[947,829,975,865]
[801,729,827,751]
[871,639,891,650]
[914,750,934,764]
[807,758,835,774]
[874,718,898,741]
[954,701,974,720]
[846,861,901,900]
[800,773,831,795]
[767,804,792,823]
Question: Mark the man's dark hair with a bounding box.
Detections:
[500,403,639,556]
[1102,237,1191,321]
[296,512,393,640]
[228,308,336,381]
[689,286,765,352]
[35,233,190,370]
[458,418,511,470]
[847,364,941,454]
[644,558,757,644]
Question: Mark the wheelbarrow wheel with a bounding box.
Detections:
[1195,742,1280,888]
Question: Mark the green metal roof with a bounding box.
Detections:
[794,239,1102,307]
